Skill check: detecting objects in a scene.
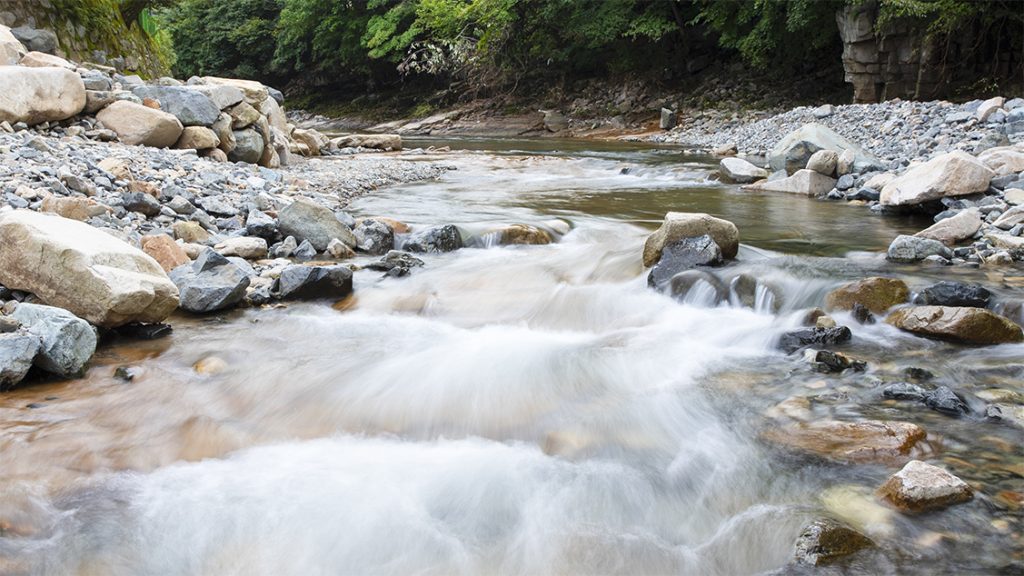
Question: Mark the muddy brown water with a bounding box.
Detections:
[1,138,1021,575]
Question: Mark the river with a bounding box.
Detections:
[1,138,1021,575]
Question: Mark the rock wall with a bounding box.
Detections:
[837,1,1022,104]
[0,0,169,78]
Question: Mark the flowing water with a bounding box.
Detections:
[1,138,1022,575]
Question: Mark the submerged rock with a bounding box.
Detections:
[778,326,852,354]
[923,386,971,417]
[913,281,991,308]
[11,303,96,377]
[886,306,1023,345]
[762,419,926,464]
[274,264,353,300]
[729,274,782,312]
[364,251,425,277]
[643,212,739,267]
[647,235,722,289]
[825,277,909,314]
[877,460,973,513]
[793,518,873,566]
[806,349,866,373]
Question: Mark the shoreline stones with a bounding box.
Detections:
[11,303,96,377]
[643,212,739,266]
[719,157,767,184]
[278,198,357,251]
[877,460,973,513]
[274,264,354,300]
[96,100,184,148]
[0,332,41,389]
[0,66,86,125]
[880,151,994,206]
[886,306,1023,344]
[169,249,250,313]
[0,210,178,328]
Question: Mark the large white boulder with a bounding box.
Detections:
[976,145,1024,176]
[769,123,882,174]
[719,157,768,184]
[643,212,739,266]
[201,76,269,105]
[0,66,86,125]
[742,169,836,196]
[914,209,983,245]
[96,100,184,148]
[19,51,74,70]
[880,151,994,206]
[0,25,26,65]
[0,210,179,328]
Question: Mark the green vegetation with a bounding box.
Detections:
[150,0,1022,99]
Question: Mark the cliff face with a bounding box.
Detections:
[0,0,170,78]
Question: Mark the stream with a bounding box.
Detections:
[1,138,1021,575]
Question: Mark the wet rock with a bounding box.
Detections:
[882,382,928,401]
[886,306,1023,345]
[364,250,425,277]
[114,323,172,340]
[877,460,973,513]
[483,224,554,246]
[886,235,953,263]
[0,67,85,125]
[806,350,866,373]
[793,518,873,566]
[778,326,852,354]
[96,101,184,148]
[719,157,767,184]
[915,208,983,245]
[851,303,876,324]
[742,169,836,196]
[354,219,395,255]
[11,303,96,377]
[0,332,40,389]
[762,419,927,464]
[880,151,994,206]
[403,224,463,253]
[647,235,722,288]
[643,212,739,266]
[923,386,970,417]
[986,404,1024,430]
[278,197,357,251]
[826,277,909,314]
[169,249,250,313]
[913,281,991,308]
[904,367,934,381]
[729,274,781,312]
[274,264,354,300]
[668,270,727,304]
[0,210,178,327]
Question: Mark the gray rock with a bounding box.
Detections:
[402,224,463,253]
[719,157,768,184]
[835,174,856,191]
[292,239,317,260]
[169,248,250,313]
[272,236,298,258]
[11,26,58,54]
[793,518,872,566]
[278,198,356,251]
[245,209,277,240]
[354,219,395,255]
[274,264,354,300]
[196,196,237,217]
[647,234,722,289]
[659,108,676,130]
[778,326,852,354]
[886,235,953,263]
[122,191,161,217]
[668,269,727,305]
[227,129,263,164]
[913,281,991,308]
[0,331,40,389]
[769,123,882,175]
[12,303,96,377]
[131,86,220,126]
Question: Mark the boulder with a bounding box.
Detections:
[131,86,220,126]
[647,235,722,289]
[141,234,190,273]
[0,210,178,327]
[278,197,357,251]
[880,151,994,206]
[729,274,782,312]
[259,96,288,134]
[643,212,739,266]
[913,281,991,308]
[228,102,262,129]
[214,237,268,260]
[914,208,983,245]
[886,235,952,263]
[201,76,269,105]
[332,134,403,151]
[793,519,873,566]
[976,96,1005,121]
[992,205,1024,230]
[481,224,554,246]
[742,169,836,196]
[187,84,244,110]
[0,24,26,65]
[778,326,852,354]
[762,419,926,464]
[274,265,354,300]
[228,129,263,164]
[769,123,882,174]
[175,126,219,150]
[19,51,74,69]
[327,238,356,259]
[0,67,86,125]
[806,149,838,176]
[886,306,1023,345]
[292,128,330,156]
[97,101,183,148]
[877,460,973,513]
[211,113,235,154]
[353,219,395,255]
[825,277,909,314]
[542,110,568,132]
[659,108,676,130]
[836,148,856,176]
[169,249,250,313]
[0,331,39,389]
[976,145,1024,176]
[668,270,728,305]
[10,26,57,55]
[719,157,768,184]
[11,303,96,377]
[403,225,464,253]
